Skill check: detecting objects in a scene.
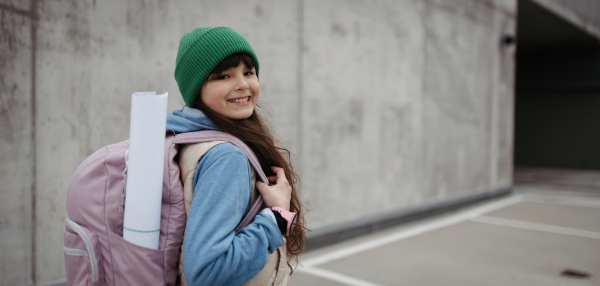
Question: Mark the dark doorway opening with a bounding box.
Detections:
[515,0,600,171]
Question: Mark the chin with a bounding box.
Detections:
[229,110,254,120]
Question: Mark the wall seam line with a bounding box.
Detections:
[297,0,304,170]
[421,0,429,196]
[30,0,38,284]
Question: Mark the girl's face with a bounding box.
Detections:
[199,63,259,120]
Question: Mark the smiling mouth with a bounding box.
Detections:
[228,96,251,103]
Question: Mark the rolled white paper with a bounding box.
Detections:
[123,91,168,249]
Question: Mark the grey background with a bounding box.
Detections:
[0,0,598,284]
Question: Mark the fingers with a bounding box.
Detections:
[271,166,282,175]
[255,181,268,193]
[257,167,292,211]
[271,166,288,185]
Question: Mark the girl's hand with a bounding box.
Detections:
[256,167,291,211]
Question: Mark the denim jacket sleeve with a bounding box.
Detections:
[182,143,285,286]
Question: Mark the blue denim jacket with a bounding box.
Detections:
[166,107,284,286]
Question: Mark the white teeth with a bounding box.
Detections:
[230,96,250,103]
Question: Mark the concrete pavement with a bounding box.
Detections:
[291,186,600,286]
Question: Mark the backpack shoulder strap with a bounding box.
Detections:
[172,130,266,234]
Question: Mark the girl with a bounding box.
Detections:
[167,27,307,285]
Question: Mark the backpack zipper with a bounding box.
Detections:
[120,149,129,213]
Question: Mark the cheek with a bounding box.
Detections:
[200,94,217,107]
[200,86,226,109]
[251,82,260,101]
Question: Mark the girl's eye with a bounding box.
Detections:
[217,75,229,80]
[244,71,254,76]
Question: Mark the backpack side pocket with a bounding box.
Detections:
[63,218,103,285]
[107,229,165,285]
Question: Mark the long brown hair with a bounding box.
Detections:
[194,53,307,272]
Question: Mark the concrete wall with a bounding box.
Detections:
[0,2,34,285]
[0,0,517,284]
[301,0,516,227]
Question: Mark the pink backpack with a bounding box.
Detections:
[64,130,269,286]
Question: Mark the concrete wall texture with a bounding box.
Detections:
[4,0,579,284]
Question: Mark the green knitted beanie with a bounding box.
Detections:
[174,27,260,107]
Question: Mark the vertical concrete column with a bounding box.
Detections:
[422,0,515,199]
[301,0,426,228]
[495,2,517,187]
[0,1,34,285]
[35,1,95,281]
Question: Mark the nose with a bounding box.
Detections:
[235,75,249,91]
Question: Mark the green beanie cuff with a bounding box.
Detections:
[174,27,260,108]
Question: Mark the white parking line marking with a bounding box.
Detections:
[522,195,600,209]
[298,267,385,286]
[470,216,600,240]
[301,195,523,268]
